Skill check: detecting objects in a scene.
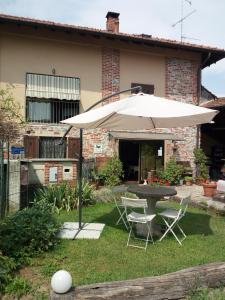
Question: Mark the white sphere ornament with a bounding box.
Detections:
[51,270,72,294]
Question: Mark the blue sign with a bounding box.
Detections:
[11,147,24,155]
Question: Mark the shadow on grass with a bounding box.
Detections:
[92,207,213,236]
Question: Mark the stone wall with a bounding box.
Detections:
[165,58,199,171]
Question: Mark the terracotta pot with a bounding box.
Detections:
[185,180,192,186]
[202,182,217,197]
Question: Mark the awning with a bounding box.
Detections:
[109,131,184,141]
[26,73,80,100]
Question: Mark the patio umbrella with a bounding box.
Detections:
[61,91,218,229]
[61,93,218,130]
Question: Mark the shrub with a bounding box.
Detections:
[34,182,77,213]
[0,207,61,260]
[0,252,17,292]
[34,180,95,213]
[184,176,193,182]
[76,178,95,205]
[194,148,209,180]
[99,155,124,187]
[4,276,32,298]
[162,159,184,185]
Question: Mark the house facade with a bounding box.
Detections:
[0,12,225,185]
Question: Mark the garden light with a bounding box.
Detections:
[51,270,72,294]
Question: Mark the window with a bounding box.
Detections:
[26,98,79,123]
[26,73,80,123]
[24,136,80,159]
[131,83,154,95]
[39,137,66,158]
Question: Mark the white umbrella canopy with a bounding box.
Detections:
[61,93,218,129]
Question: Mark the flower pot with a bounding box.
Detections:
[185,180,192,186]
[202,182,217,197]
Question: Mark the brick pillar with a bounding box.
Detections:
[102,47,120,103]
[165,58,200,173]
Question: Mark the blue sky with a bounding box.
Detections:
[0,0,225,96]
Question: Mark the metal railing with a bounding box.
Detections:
[26,98,80,124]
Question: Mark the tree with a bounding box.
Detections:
[0,86,23,142]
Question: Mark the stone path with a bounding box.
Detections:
[176,184,225,214]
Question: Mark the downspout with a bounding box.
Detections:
[196,52,211,149]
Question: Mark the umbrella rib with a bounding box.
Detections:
[94,112,117,128]
[150,117,156,129]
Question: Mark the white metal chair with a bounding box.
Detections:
[158,194,191,245]
[114,198,129,230]
[121,197,156,251]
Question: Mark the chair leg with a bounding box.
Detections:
[116,209,129,230]
[145,228,150,251]
[159,218,183,245]
[177,224,186,237]
[126,222,154,250]
[127,222,133,247]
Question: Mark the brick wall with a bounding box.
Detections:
[165,58,200,172]
[44,161,77,185]
[102,47,120,103]
[22,55,200,176]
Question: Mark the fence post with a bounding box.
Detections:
[0,139,5,218]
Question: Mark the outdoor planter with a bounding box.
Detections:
[196,178,206,185]
[202,182,217,197]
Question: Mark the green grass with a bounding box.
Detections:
[28,202,225,287]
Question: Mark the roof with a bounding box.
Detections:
[201,85,217,100]
[109,131,183,141]
[0,13,225,68]
[201,98,225,108]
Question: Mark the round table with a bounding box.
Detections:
[127,184,177,236]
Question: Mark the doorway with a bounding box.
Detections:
[119,140,164,182]
[201,106,225,180]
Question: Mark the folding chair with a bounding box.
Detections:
[158,194,191,245]
[114,198,129,230]
[121,197,156,251]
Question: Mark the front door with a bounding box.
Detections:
[140,141,164,182]
[119,140,164,182]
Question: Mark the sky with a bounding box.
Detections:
[0,0,225,96]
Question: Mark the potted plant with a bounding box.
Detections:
[194,148,209,185]
[162,159,184,186]
[184,176,193,186]
[202,181,217,197]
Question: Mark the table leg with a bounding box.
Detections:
[136,197,162,237]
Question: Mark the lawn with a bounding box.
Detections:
[24,201,225,290]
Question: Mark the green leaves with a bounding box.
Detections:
[0,207,61,260]
[99,155,124,187]
[160,159,184,185]
[194,148,209,180]
[34,180,95,213]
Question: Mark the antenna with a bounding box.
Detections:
[172,0,197,42]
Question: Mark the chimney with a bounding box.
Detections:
[106,11,120,33]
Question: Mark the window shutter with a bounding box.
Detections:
[24,136,39,158]
[67,138,80,159]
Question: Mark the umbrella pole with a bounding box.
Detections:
[78,128,83,229]
[60,86,142,230]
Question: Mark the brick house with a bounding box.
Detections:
[0,11,225,184]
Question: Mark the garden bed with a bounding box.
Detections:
[9,201,225,298]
